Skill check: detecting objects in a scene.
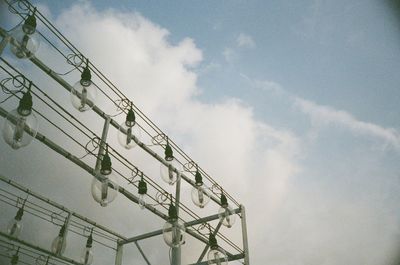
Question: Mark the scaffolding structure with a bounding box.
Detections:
[0,0,250,264]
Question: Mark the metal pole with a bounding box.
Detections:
[115,241,124,265]
[122,208,241,244]
[134,241,152,265]
[171,171,181,265]
[240,205,250,265]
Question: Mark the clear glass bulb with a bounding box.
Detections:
[9,24,40,59]
[7,218,22,238]
[160,158,180,185]
[207,248,228,265]
[191,183,210,208]
[91,174,118,207]
[80,247,93,265]
[70,80,97,112]
[51,235,66,255]
[138,194,146,209]
[2,109,38,149]
[117,122,142,149]
[162,220,185,248]
[218,206,236,228]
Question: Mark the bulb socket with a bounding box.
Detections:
[125,108,136,127]
[220,193,228,208]
[80,66,92,87]
[208,234,218,250]
[22,10,37,34]
[100,152,112,175]
[11,254,19,265]
[168,203,178,221]
[14,207,24,221]
[86,233,93,248]
[59,224,66,237]
[17,90,33,116]
[138,179,147,195]
[164,143,174,161]
[195,170,203,185]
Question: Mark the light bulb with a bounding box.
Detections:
[9,10,40,59]
[70,59,96,112]
[7,207,24,238]
[160,159,180,185]
[138,194,145,209]
[191,184,210,208]
[91,175,118,207]
[80,247,93,265]
[162,220,185,248]
[51,225,67,255]
[2,109,38,149]
[118,122,142,149]
[218,206,236,228]
[207,248,228,265]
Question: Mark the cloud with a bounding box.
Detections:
[222,47,236,62]
[236,33,256,48]
[0,3,300,265]
[294,97,400,149]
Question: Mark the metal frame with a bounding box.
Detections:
[0,1,251,262]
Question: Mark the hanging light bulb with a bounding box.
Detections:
[9,8,40,59]
[207,233,228,265]
[162,200,185,248]
[7,206,24,238]
[191,166,210,208]
[70,58,97,112]
[138,173,147,209]
[51,224,67,255]
[91,145,118,207]
[118,103,142,149]
[80,232,94,265]
[217,193,236,228]
[160,139,179,185]
[2,82,38,150]
[10,248,20,265]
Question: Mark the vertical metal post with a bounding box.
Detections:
[0,35,10,56]
[115,240,124,265]
[240,205,250,265]
[171,170,181,265]
[95,115,111,172]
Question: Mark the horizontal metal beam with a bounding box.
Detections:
[122,208,241,245]
[187,253,245,265]
[0,230,84,265]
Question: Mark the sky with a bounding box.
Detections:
[1,0,400,265]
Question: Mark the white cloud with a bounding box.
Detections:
[294,97,400,149]
[222,47,236,62]
[236,33,256,48]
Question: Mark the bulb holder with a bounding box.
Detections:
[58,224,66,237]
[168,203,178,221]
[100,152,112,175]
[14,207,24,221]
[80,66,92,87]
[86,233,93,248]
[125,108,135,127]
[208,233,218,249]
[22,11,37,35]
[164,143,173,161]
[138,179,147,195]
[220,193,228,208]
[17,90,33,116]
[195,170,203,185]
[11,254,19,265]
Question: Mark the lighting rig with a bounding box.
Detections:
[0,1,250,265]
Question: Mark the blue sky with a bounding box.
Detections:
[1,0,400,264]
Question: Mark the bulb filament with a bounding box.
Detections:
[79,87,88,111]
[126,127,132,145]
